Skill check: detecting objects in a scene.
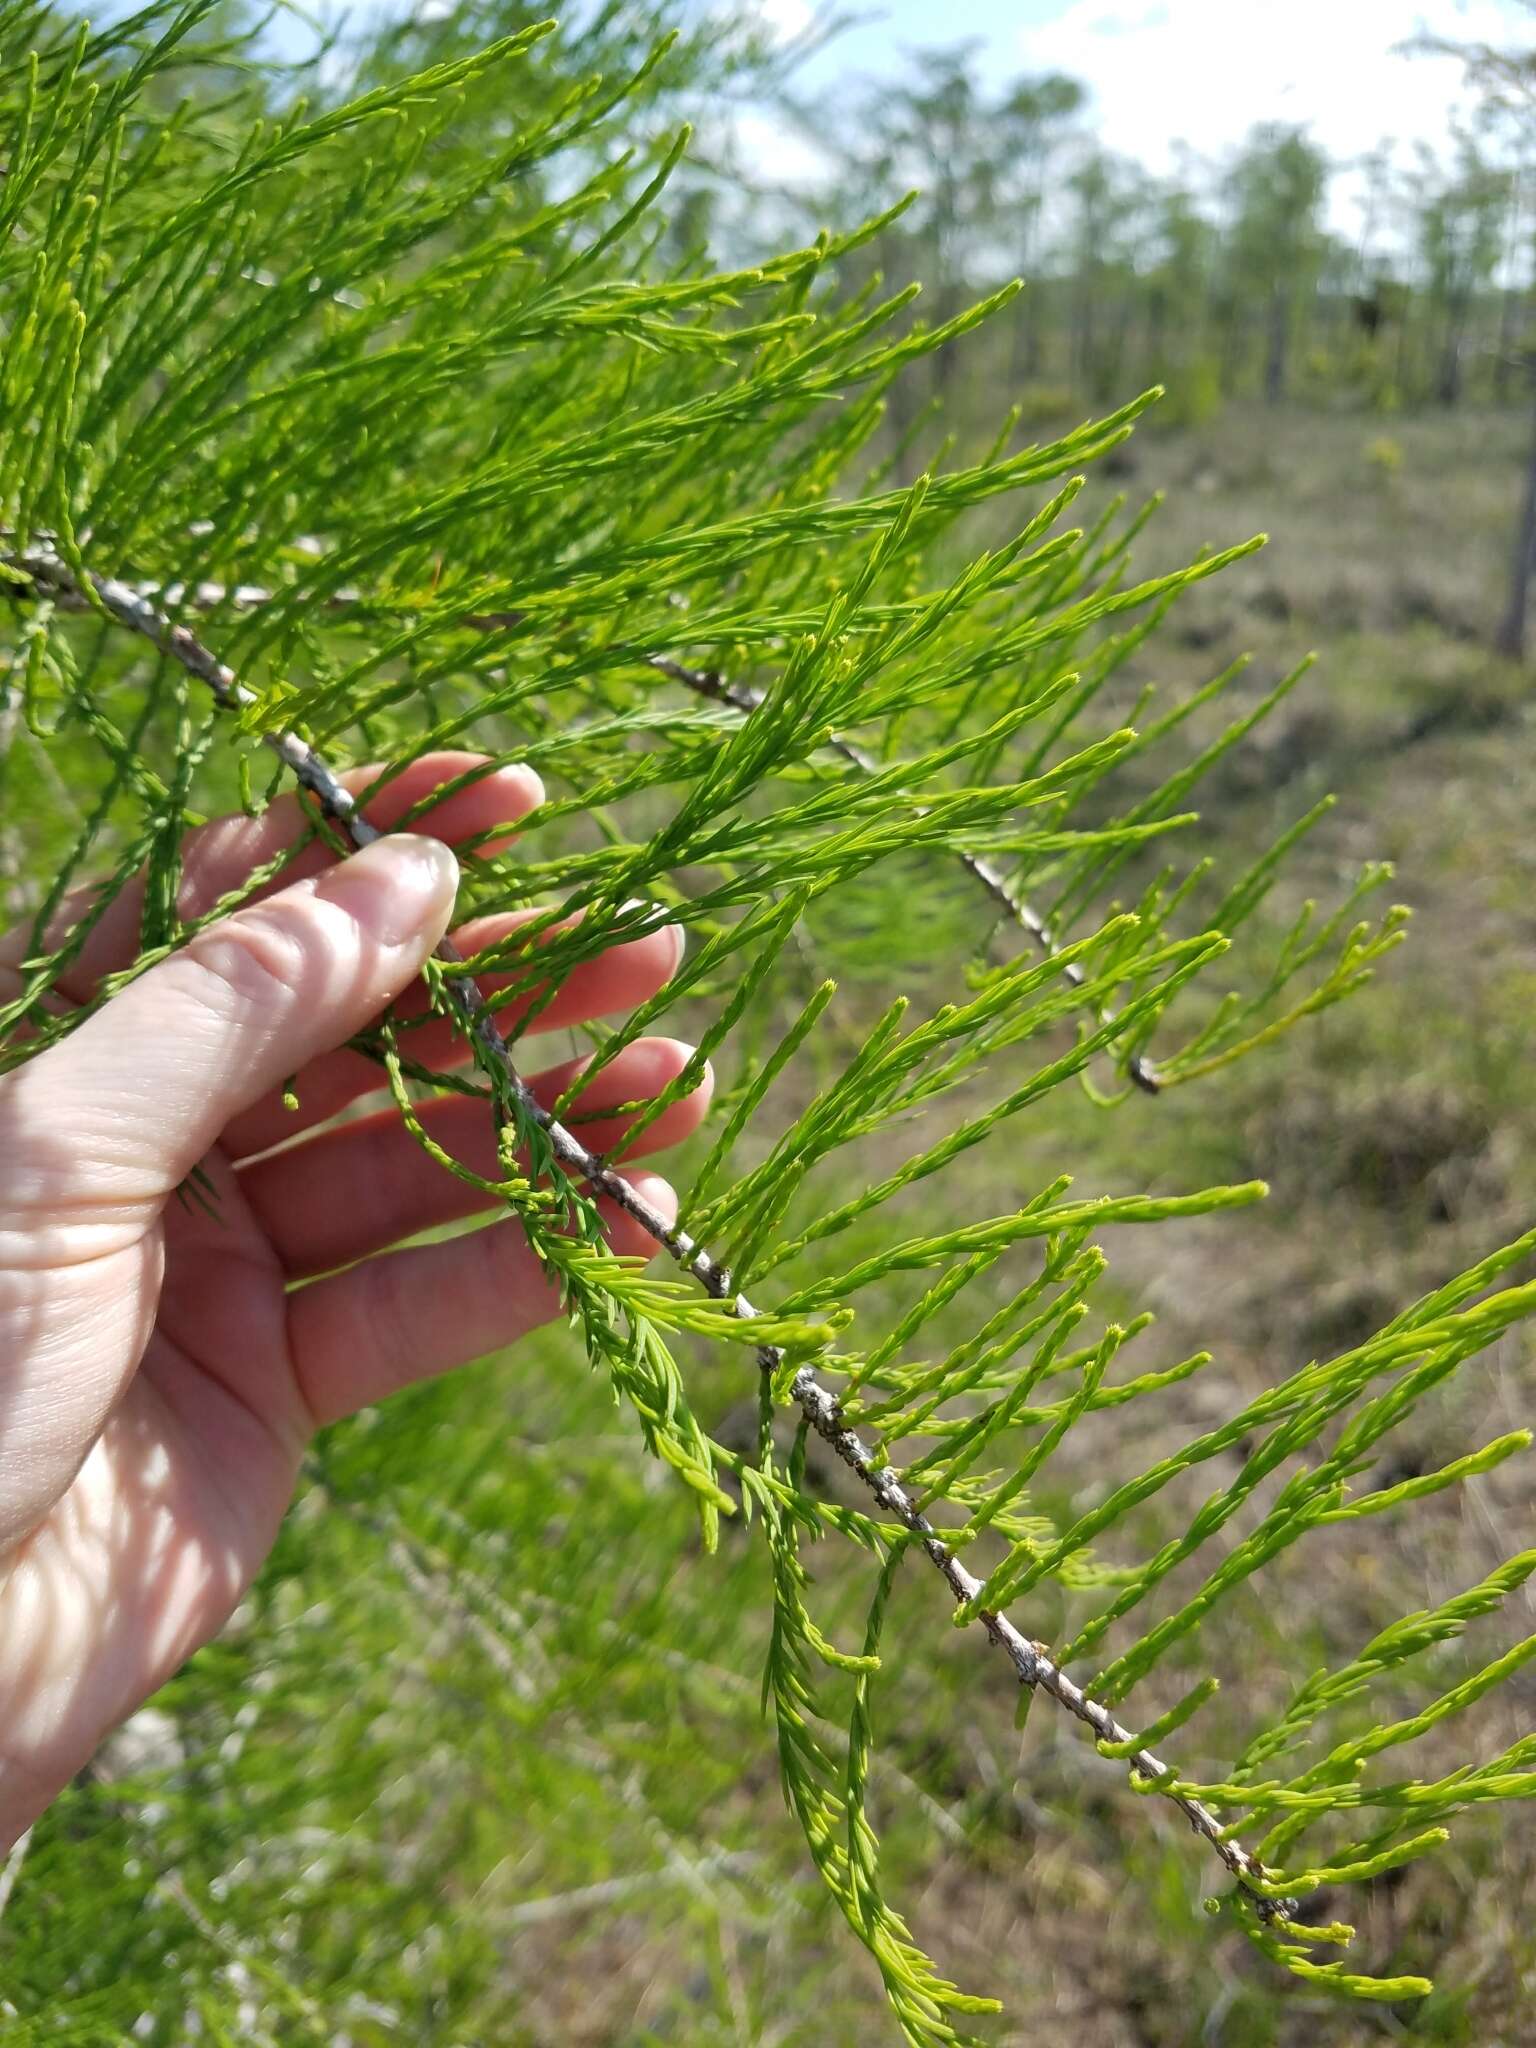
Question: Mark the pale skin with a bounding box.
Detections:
[0,753,711,1853]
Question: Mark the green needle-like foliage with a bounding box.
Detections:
[2,5,1533,2038]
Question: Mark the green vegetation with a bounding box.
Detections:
[2,5,1535,2043]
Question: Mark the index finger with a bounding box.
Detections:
[0,750,544,1007]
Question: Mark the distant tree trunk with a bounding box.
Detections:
[1394,306,1415,403]
[1264,282,1288,404]
[1217,302,1244,395]
[1146,284,1168,378]
[1099,289,1133,399]
[1024,294,1045,378]
[1011,190,1045,387]
[886,365,919,487]
[1436,298,1467,405]
[1496,368,1536,658]
[1494,287,1519,403]
[930,280,961,402]
[1010,291,1040,388]
[1073,278,1097,396]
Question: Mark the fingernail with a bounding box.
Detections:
[654,1036,700,1067]
[628,1171,679,1235]
[494,763,545,811]
[320,834,460,948]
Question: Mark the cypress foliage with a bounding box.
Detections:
[1,7,1532,2037]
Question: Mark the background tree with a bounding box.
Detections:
[1410,8,1536,651]
[847,46,1009,404]
[999,71,1085,385]
[1409,128,1512,405]
[1141,169,1218,397]
[1221,125,1332,404]
[1061,146,1148,402]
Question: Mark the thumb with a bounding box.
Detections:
[32,833,460,1207]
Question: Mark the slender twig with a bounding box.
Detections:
[157,1870,334,2033]
[646,652,1159,1093]
[494,1851,759,1929]
[17,554,1158,1091]
[0,682,25,922]
[0,1824,31,1922]
[5,545,1284,1920]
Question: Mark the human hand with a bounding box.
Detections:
[0,754,709,1850]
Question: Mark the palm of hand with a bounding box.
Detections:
[0,755,706,1846]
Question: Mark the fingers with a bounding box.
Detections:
[240,1037,712,1278]
[219,906,683,1162]
[17,836,460,1236]
[0,751,542,1006]
[287,1173,679,1428]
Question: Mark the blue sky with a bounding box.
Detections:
[783,0,1075,87]
[742,0,1529,189]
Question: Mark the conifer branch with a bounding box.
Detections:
[7,554,1159,1092]
[5,542,1285,1923]
[644,651,1161,1093]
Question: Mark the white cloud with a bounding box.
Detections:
[1019,0,1517,181]
[747,0,816,41]
[729,105,831,190]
